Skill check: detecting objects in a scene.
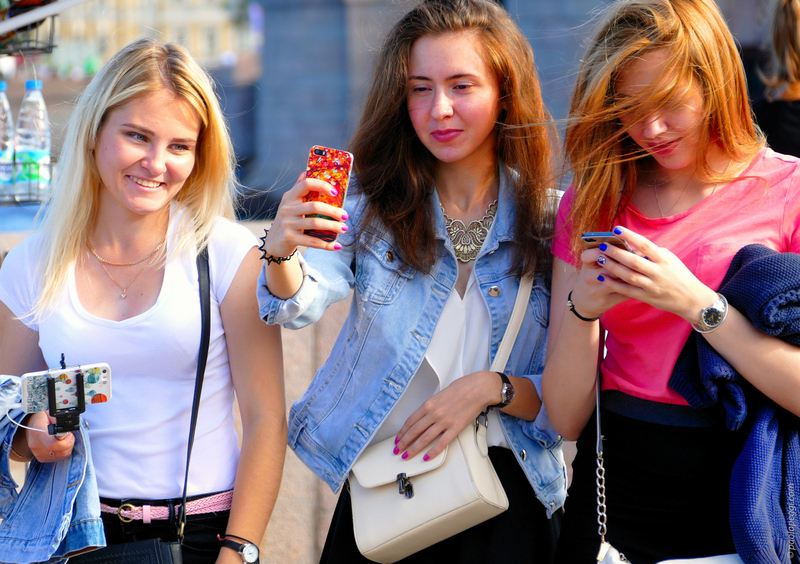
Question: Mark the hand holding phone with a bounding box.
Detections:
[581,231,634,253]
[302,145,354,242]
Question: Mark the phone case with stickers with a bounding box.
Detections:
[302,145,354,242]
[21,363,111,413]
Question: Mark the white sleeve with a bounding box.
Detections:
[207,218,259,303]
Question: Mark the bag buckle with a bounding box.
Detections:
[396,473,414,499]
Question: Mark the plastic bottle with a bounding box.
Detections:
[0,82,14,202]
[14,79,51,200]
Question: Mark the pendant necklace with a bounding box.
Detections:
[87,235,166,299]
[440,198,498,263]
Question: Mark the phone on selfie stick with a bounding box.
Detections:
[20,354,111,436]
[581,231,634,252]
[302,145,354,242]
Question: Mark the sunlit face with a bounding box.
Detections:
[407,31,501,168]
[94,88,201,218]
[616,48,706,174]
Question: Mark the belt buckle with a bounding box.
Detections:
[117,502,135,523]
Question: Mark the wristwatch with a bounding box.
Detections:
[692,293,728,334]
[220,536,260,563]
[488,372,515,408]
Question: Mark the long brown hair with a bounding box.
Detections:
[349,0,556,278]
[563,0,763,257]
[760,0,800,99]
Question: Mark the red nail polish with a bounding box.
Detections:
[393,446,399,455]
[402,452,408,460]
[423,454,430,462]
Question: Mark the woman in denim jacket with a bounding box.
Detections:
[258,1,565,562]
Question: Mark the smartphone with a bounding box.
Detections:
[21,363,111,414]
[581,231,634,252]
[302,145,354,242]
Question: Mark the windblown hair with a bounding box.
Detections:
[30,38,235,319]
[760,0,800,98]
[350,0,556,278]
[563,0,763,257]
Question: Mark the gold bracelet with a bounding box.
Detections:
[10,445,33,461]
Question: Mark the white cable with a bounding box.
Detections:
[4,407,47,434]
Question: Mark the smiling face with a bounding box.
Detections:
[406,31,501,170]
[616,48,706,175]
[94,88,201,219]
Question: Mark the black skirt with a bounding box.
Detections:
[555,404,746,564]
[321,446,563,564]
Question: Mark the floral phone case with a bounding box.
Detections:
[21,363,111,413]
[303,145,354,242]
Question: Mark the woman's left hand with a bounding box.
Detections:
[394,371,499,462]
[593,226,717,322]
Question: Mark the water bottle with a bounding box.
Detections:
[15,79,51,200]
[0,82,14,202]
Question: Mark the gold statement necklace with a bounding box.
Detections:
[87,235,166,299]
[440,199,498,263]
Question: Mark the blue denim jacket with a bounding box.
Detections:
[258,179,567,516]
[0,376,105,563]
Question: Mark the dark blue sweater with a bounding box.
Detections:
[670,244,800,564]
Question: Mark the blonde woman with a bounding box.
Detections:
[0,39,285,563]
[541,0,800,561]
[754,0,800,157]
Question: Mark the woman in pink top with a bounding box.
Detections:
[542,0,800,562]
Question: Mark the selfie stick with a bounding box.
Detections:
[46,354,86,436]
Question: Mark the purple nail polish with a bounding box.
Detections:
[331,188,338,196]
[597,274,605,282]
[394,436,400,444]
[613,227,623,235]
[402,452,409,460]
[341,225,348,232]
[334,243,342,250]
[342,213,349,221]
[599,243,608,252]
[393,446,400,455]
[423,454,430,462]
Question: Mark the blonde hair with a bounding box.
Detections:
[31,38,235,319]
[760,0,800,98]
[563,0,763,256]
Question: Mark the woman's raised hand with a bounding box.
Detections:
[261,172,349,259]
[584,226,717,322]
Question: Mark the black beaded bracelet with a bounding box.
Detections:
[259,229,298,265]
[567,290,601,322]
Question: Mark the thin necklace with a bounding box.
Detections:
[94,259,152,299]
[86,235,166,267]
[652,177,691,218]
[440,199,498,263]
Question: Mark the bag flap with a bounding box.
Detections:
[350,434,448,489]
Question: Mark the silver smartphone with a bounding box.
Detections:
[581,231,634,252]
[21,363,111,414]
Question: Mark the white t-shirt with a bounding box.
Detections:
[0,206,257,499]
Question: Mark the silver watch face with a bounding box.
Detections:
[501,383,515,404]
[242,543,259,563]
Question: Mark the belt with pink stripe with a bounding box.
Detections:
[100,490,233,524]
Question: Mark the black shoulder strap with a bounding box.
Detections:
[177,246,210,539]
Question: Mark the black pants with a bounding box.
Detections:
[321,447,563,564]
[89,495,230,564]
[555,408,746,564]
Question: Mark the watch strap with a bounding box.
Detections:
[220,537,259,563]
[488,371,512,408]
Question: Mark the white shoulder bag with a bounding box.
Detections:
[348,276,534,564]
